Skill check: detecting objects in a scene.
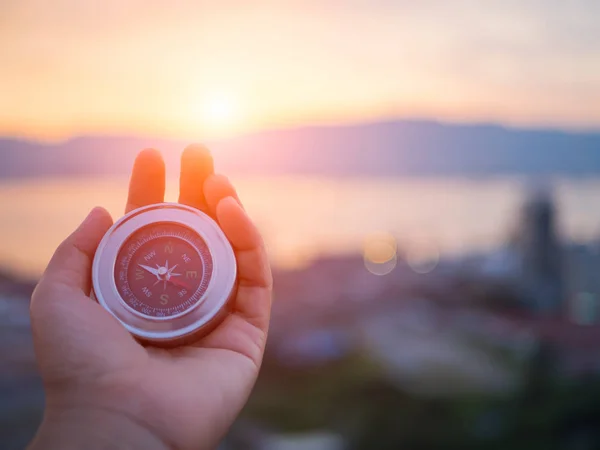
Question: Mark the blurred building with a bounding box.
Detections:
[515,188,565,314]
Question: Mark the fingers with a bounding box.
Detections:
[126,148,165,213]
[217,197,272,291]
[203,174,242,215]
[179,144,214,213]
[199,197,272,347]
[36,207,113,296]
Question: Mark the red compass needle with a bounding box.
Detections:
[168,277,191,291]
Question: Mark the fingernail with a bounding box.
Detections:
[81,207,102,227]
[222,196,241,208]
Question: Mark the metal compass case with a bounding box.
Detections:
[92,203,237,347]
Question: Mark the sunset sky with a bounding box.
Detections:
[1,0,599,141]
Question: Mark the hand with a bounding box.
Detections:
[28,146,273,450]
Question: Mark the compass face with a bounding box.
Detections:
[93,203,237,346]
[114,222,213,318]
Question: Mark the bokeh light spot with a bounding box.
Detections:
[364,232,397,276]
[406,239,440,274]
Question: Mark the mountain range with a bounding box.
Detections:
[1,120,599,177]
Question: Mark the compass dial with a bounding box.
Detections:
[115,223,213,319]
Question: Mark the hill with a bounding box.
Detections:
[1,120,599,177]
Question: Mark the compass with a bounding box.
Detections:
[92,203,237,346]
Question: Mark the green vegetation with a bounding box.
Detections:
[242,347,600,449]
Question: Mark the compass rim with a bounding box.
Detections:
[92,202,237,342]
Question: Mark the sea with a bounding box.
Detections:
[1,175,600,278]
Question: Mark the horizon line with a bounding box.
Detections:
[2,115,600,145]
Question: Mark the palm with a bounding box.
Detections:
[30,146,272,450]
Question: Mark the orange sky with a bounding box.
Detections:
[1,0,599,141]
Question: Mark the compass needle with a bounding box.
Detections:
[139,264,160,277]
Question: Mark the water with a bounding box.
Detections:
[1,175,600,278]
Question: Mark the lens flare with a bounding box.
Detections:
[406,238,440,274]
[363,232,397,276]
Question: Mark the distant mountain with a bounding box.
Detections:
[1,120,599,177]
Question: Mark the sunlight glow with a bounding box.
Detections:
[1,1,599,140]
[201,93,239,131]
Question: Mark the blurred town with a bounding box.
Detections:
[1,188,600,449]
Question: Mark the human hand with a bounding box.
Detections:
[28,146,273,450]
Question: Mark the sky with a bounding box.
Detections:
[1,0,599,141]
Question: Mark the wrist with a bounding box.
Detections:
[29,406,173,450]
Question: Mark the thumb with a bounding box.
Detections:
[37,207,113,296]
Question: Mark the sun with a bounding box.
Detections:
[185,90,244,138]
[201,92,238,129]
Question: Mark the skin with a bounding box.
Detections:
[27,145,273,450]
